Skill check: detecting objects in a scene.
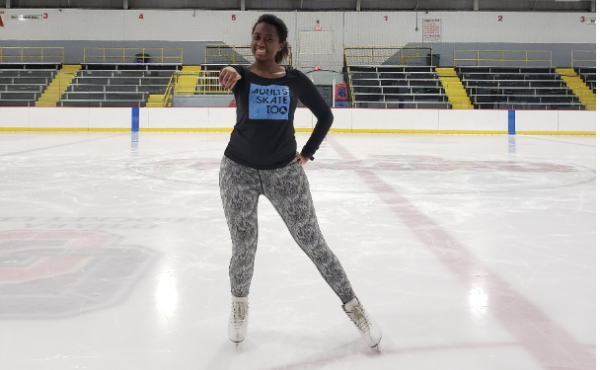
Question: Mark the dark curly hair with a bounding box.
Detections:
[252,14,289,64]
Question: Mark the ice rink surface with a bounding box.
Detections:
[0,131,595,370]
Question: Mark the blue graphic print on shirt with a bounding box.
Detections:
[249,83,290,120]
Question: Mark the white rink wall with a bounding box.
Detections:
[0,107,595,134]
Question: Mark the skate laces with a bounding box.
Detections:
[231,301,248,327]
[348,305,371,334]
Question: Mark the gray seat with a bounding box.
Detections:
[140,78,171,85]
[101,100,145,107]
[59,100,102,107]
[0,92,38,100]
[148,86,168,94]
[59,99,144,107]
[110,77,141,85]
[13,77,50,85]
[105,92,147,100]
[81,71,114,77]
[0,99,34,106]
[20,70,56,78]
[62,92,105,100]
[73,78,110,85]
[5,84,45,92]
[105,85,141,92]
[69,85,105,92]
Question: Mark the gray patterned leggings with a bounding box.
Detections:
[219,156,356,304]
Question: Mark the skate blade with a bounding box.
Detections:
[371,343,382,353]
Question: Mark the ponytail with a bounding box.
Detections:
[275,41,289,64]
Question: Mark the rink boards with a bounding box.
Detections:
[0,107,595,135]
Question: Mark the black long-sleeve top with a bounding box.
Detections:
[224,65,334,170]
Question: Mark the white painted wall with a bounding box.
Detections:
[344,12,596,45]
[0,9,593,44]
[0,10,593,69]
[0,107,595,134]
[0,10,296,43]
[295,12,344,69]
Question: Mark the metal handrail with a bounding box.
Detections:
[162,74,178,107]
[204,44,293,66]
[453,50,552,67]
[197,70,230,95]
[0,47,64,63]
[571,50,596,68]
[83,47,183,64]
[346,65,355,106]
[344,46,433,67]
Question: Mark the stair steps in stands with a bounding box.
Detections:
[36,65,81,107]
[175,66,202,95]
[146,95,164,107]
[436,67,473,109]
[556,68,596,111]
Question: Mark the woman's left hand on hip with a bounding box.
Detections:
[295,152,309,166]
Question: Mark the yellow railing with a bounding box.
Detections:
[571,50,596,68]
[146,73,178,107]
[205,44,293,66]
[453,50,552,67]
[344,46,433,66]
[196,70,230,94]
[83,47,183,64]
[163,74,178,106]
[0,47,64,63]
[345,66,354,104]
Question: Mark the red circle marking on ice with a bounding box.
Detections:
[0,231,113,284]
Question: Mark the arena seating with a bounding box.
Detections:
[576,67,596,94]
[0,64,595,110]
[457,67,584,110]
[348,66,451,109]
[58,67,176,107]
[0,68,58,107]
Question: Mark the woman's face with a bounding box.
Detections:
[251,22,283,62]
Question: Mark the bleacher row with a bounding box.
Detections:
[0,65,177,108]
[61,70,173,107]
[0,69,57,107]
[349,66,596,110]
[0,65,596,110]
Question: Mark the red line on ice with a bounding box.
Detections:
[325,136,594,370]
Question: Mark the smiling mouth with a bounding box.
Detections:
[255,49,267,56]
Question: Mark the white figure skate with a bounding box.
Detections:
[228,296,249,347]
[343,297,382,350]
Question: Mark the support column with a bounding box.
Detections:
[356,0,361,12]
[241,0,245,11]
[591,0,595,13]
[6,0,10,9]
[123,0,128,10]
[474,0,479,11]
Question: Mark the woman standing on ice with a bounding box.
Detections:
[218,14,381,349]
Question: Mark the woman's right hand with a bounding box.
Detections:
[219,66,242,91]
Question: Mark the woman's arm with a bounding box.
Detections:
[296,72,334,162]
[219,66,242,91]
